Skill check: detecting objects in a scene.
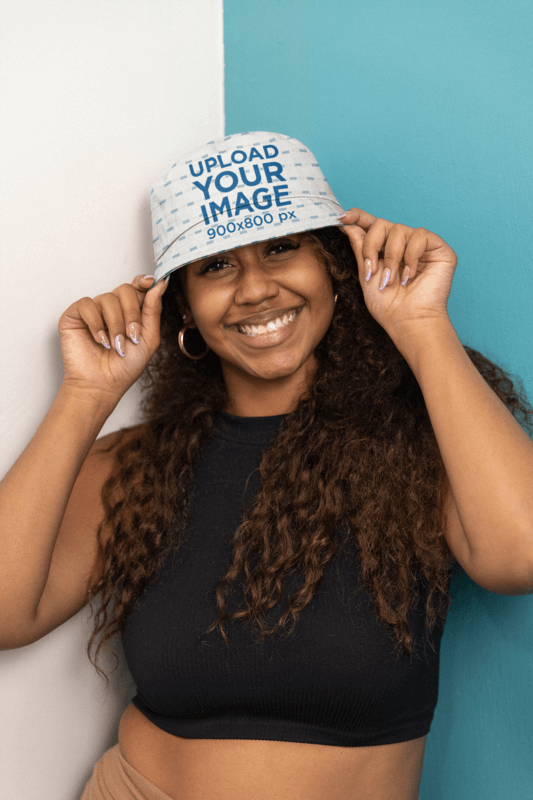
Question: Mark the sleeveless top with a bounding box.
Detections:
[121,410,456,747]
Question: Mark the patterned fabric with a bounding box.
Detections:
[150,131,344,283]
[79,744,174,800]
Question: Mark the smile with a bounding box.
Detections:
[237,307,301,337]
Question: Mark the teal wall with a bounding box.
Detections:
[224,2,533,797]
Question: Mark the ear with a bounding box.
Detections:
[176,301,189,320]
[173,274,190,321]
[178,304,197,328]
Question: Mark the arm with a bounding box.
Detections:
[0,386,117,649]
[338,207,533,594]
[0,273,168,649]
[397,317,533,595]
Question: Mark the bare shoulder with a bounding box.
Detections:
[90,423,141,461]
[30,424,145,644]
[79,423,145,501]
[68,425,140,522]
[61,423,145,555]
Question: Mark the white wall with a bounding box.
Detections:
[0,1,224,798]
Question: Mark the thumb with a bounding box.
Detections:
[140,274,170,336]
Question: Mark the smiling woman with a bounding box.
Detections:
[177,234,337,414]
[1,131,533,800]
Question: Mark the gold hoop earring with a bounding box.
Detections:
[178,322,210,360]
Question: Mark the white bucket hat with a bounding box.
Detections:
[150,131,344,284]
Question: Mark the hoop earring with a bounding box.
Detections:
[334,293,338,304]
[178,322,210,360]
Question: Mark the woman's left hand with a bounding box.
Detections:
[338,208,458,345]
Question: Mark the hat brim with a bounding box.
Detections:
[153,197,344,285]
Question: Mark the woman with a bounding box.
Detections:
[2,131,533,800]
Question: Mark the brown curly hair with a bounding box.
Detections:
[87,226,533,677]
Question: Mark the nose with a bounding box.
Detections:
[233,249,280,306]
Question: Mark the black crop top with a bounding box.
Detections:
[121,410,457,747]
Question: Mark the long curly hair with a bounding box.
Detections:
[87,226,533,677]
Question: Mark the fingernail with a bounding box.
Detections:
[164,275,170,284]
[128,322,140,344]
[115,334,126,357]
[143,275,155,282]
[365,259,372,281]
[401,267,410,286]
[98,330,111,349]
[379,269,391,291]
[336,213,346,219]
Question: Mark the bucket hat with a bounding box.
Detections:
[151,131,343,284]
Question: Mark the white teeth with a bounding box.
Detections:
[237,308,300,337]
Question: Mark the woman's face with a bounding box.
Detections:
[179,233,335,415]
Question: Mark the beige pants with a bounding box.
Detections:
[80,743,174,800]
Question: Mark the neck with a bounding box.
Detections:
[222,359,316,418]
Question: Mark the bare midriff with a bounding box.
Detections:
[118,703,426,800]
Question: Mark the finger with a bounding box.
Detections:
[131,274,156,292]
[95,293,127,357]
[71,297,113,350]
[140,273,170,343]
[113,283,146,345]
[402,228,431,284]
[381,224,415,291]
[360,218,392,282]
[337,224,367,277]
[128,274,157,307]
[337,207,377,230]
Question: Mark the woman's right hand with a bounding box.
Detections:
[58,274,170,406]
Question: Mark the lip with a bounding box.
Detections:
[227,305,304,328]
[231,305,304,348]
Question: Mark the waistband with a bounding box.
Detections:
[79,743,174,800]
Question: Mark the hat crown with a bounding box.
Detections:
[150,131,342,283]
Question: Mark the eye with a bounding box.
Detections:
[266,239,300,256]
[199,258,232,275]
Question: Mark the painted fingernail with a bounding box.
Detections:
[98,330,111,349]
[336,213,346,219]
[365,259,372,281]
[115,334,126,357]
[401,267,410,286]
[128,322,140,344]
[379,269,391,291]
